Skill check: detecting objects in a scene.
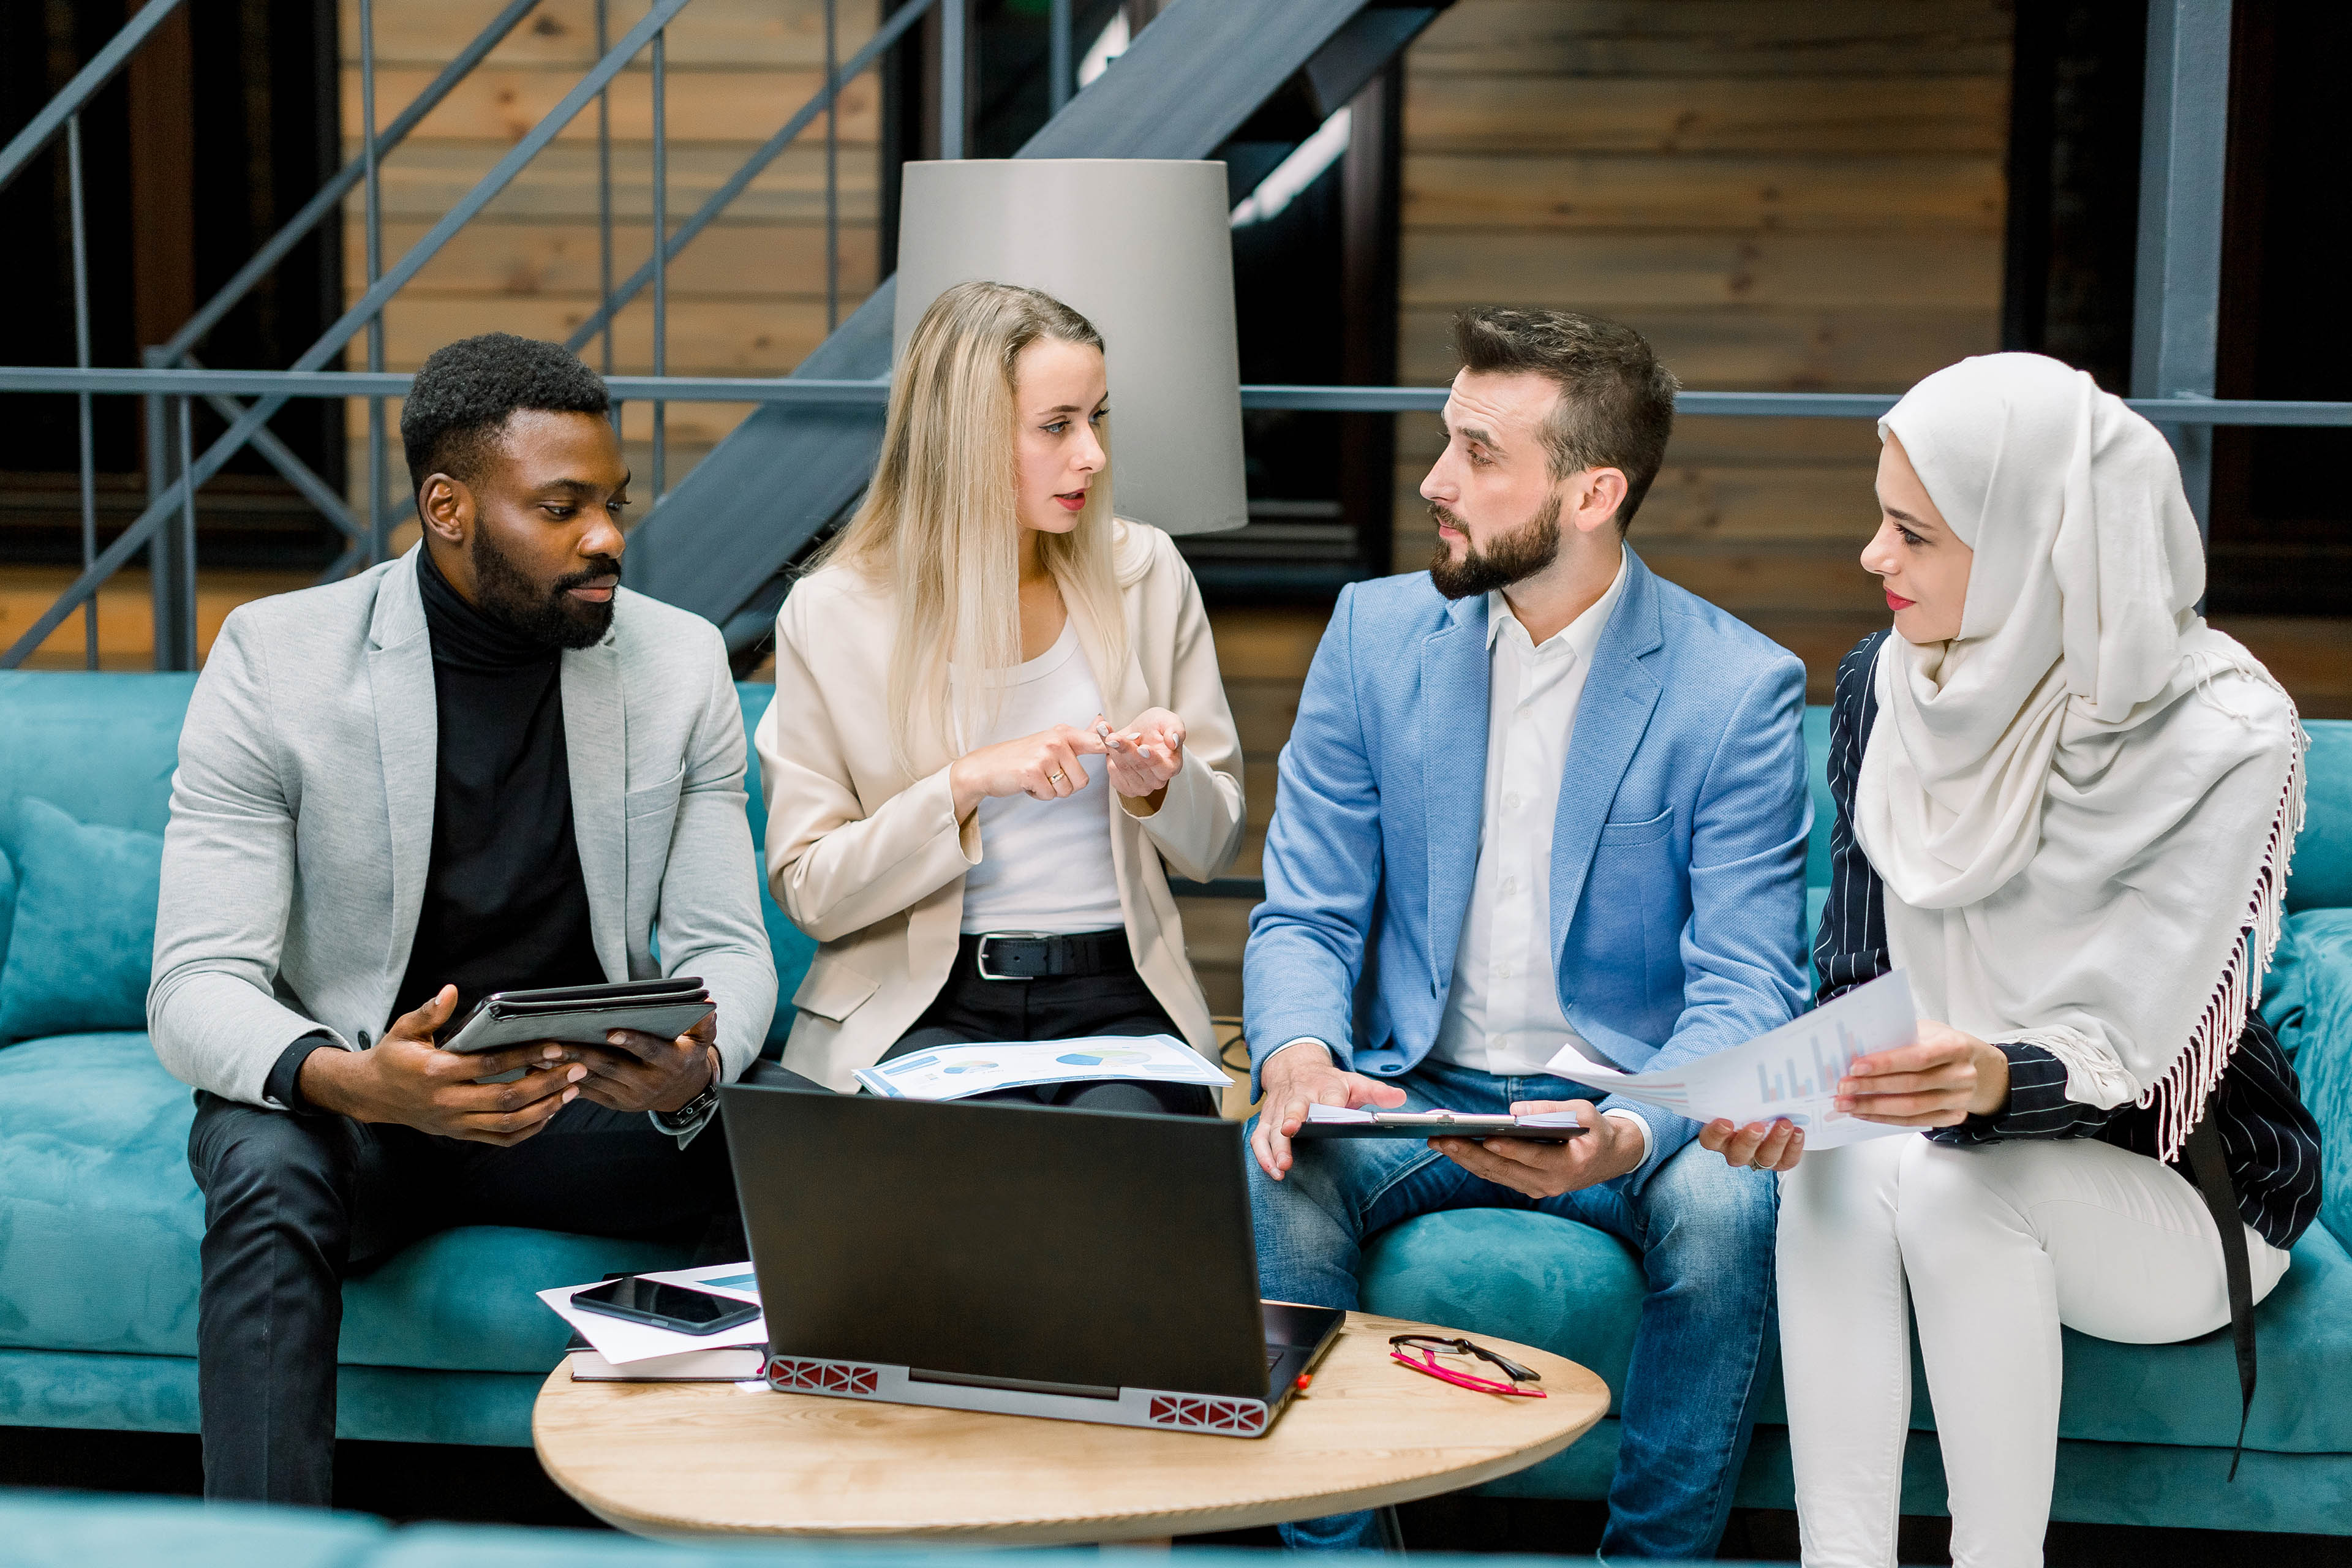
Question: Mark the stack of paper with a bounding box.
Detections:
[1542,971,1918,1150]
[540,1262,768,1382]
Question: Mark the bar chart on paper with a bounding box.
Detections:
[1542,971,1918,1148]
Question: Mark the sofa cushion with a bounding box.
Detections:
[0,1490,387,1568]
[736,682,818,1052]
[0,1033,203,1357]
[0,837,15,977]
[0,671,194,837]
[0,1031,692,1370]
[0,799,162,1044]
[2288,719,2352,913]
[1358,1185,2352,1456]
[1358,1206,1645,1418]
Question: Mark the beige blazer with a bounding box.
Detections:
[753,522,1246,1090]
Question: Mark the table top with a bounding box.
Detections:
[533,1310,1609,1544]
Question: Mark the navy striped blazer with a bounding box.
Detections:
[1816,632,2320,1251]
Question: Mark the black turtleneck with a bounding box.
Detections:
[390,545,605,1024]
[268,550,605,1112]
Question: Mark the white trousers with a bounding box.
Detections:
[1777,1136,2290,1568]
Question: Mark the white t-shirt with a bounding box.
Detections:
[954,622,1128,935]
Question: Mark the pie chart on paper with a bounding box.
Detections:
[1055,1047,1152,1068]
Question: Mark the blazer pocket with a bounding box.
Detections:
[793,960,880,1023]
[1597,805,1674,848]
[625,769,685,820]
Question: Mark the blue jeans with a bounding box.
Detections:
[1251,1055,1777,1558]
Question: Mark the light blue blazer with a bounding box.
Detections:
[1243,551,1812,1188]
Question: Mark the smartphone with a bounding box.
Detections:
[570,1275,760,1336]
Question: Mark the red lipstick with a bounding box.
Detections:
[1885,590,1915,612]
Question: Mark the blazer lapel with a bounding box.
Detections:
[1549,554,1664,958]
[366,552,437,985]
[1421,597,1491,987]
[561,637,629,981]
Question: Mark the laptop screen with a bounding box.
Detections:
[723,1087,1273,1400]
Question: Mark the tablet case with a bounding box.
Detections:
[1292,1110,1587,1142]
[441,978,714,1055]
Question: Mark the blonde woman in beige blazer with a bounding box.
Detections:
[753,281,1245,1106]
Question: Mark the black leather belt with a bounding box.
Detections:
[970,929,1132,981]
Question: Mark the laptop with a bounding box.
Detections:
[720,1084,1346,1437]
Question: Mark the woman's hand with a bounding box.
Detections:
[1698,1117,1806,1172]
[948,724,1107,819]
[1091,708,1185,809]
[1835,1020,2011,1127]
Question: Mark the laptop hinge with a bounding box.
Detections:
[907,1366,1120,1401]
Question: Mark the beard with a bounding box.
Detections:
[1427,492,1563,600]
[470,526,617,650]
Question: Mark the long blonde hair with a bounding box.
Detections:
[820,280,1128,774]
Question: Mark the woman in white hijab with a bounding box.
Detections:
[1703,353,2320,1566]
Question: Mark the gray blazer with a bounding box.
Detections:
[149,548,776,1110]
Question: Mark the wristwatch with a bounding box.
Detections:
[652,1050,722,1133]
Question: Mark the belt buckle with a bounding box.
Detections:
[975,930,1054,982]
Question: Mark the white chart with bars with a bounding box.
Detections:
[1543,971,1918,1148]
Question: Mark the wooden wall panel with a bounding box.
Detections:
[339,0,881,507]
[1392,0,2013,668]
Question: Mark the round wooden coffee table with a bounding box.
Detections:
[534,1310,1608,1544]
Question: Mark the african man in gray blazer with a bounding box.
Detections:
[150,335,775,1504]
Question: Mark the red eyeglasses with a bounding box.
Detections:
[1388,1334,1547,1398]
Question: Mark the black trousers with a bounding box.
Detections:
[882,932,1218,1117]
[186,1088,737,1505]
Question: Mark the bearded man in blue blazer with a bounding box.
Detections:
[1246,307,1811,1559]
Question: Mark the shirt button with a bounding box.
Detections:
[1494,963,1511,978]
[1504,793,1521,810]
[1501,876,1518,894]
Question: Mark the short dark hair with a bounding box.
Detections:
[1450,307,1678,531]
[399,333,609,507]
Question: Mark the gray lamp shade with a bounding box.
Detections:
[892,159,1248,537]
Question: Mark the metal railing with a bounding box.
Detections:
[0,0,2338,677]
[0,0,1030,669]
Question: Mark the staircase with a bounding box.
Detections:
[620,0,1450,656]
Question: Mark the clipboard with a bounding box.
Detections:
[1292,1106,1588,1142]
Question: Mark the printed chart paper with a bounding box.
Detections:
[853,1033,1231,1101]
[1543,971,1918,1149]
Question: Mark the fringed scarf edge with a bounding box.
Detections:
[2138,709,2309,1163]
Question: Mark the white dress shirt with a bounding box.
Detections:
[1430,552,1626,1076]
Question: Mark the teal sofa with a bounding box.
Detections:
[2,670,2348,1536]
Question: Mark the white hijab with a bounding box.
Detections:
[1854,353,2305,1157]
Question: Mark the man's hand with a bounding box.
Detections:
[1835,1019,2010,1127]
[1429,1100,1643,1198]
[1698,1117,1805,1172]
[298,984,585,1145]
[1251,1042,1408,1180]
[574,1007,721,1115]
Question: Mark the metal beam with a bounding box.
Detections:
[4,369,2350,428]
[0,0,187,194]
[159,0,542,363]
[562,0,938,356]
[1,0,695,670]
[626,0,1387,631]
[2133,0,2236,533]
